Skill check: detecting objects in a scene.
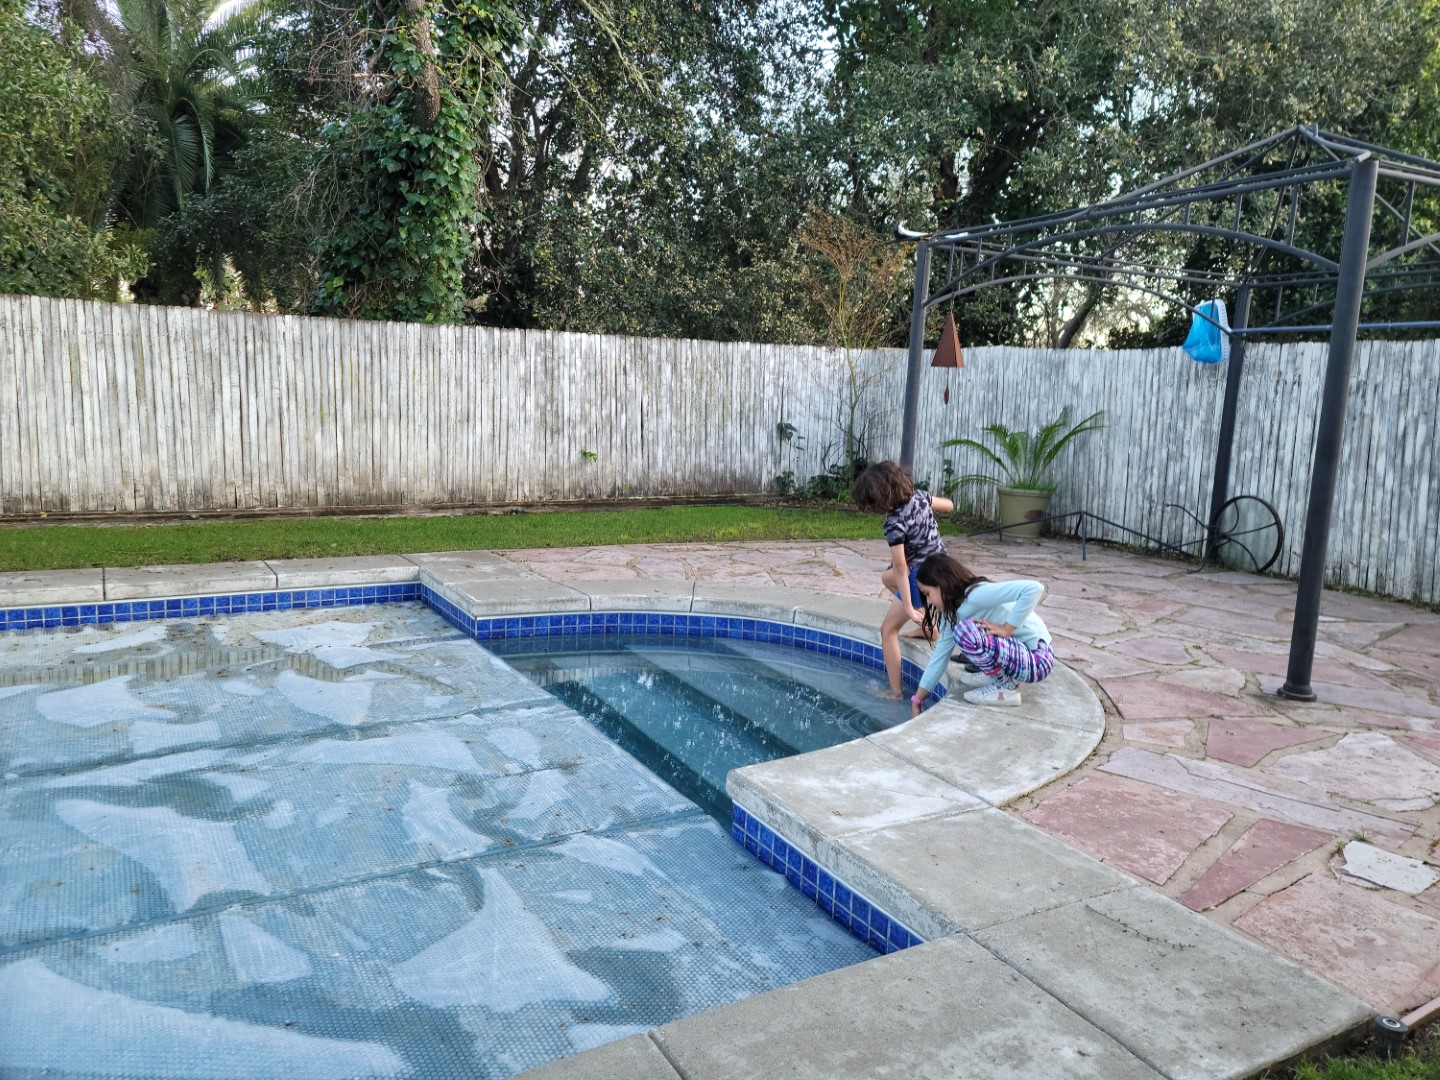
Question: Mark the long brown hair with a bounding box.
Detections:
[916,555,988,639]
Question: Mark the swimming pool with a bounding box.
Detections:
[0,600,900,1078]
[492,633,910,822]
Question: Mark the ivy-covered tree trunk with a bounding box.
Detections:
[311,0,513,323]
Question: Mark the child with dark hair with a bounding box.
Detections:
[908,554,1054,712]
[851,461,954,697]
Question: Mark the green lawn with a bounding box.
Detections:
[0,505,887,571]
[1288,1027,1440,1080]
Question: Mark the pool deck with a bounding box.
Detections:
[6,535,1440,1078]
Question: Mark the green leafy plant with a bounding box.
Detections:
[311,0,516,323]
[797,454,869,502]
[941,407,1104,494]
[580,448,598,462]
[798,211,906,488]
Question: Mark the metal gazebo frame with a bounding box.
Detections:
[894,125,1440,702]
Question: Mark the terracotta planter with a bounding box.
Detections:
[996,486,1053,538]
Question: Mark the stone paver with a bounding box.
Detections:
[0,568,104,605]
[1100,746,1415,843]
[727,738,986,865]
[1264,732,1440,811]
[867,685,1104,805]
[423,576,590,617]
[830,809,1136,935]
[1022,774,1233,885]
[516,1035,680,1080]
[566,578,696,611]
[1338,842,1440,894]
[1180,819,1335,912]
[1205,717,1332,767]
[104,561,276,599]
[1123,719,1195,747]
[267,555,420,588]
[1256,673,1440,722]
[405,549,539,578]
[1236,874,1440,1015]
[1104,675,1272,720]
[651,935,1167,1080]
[975,886,1371,1080]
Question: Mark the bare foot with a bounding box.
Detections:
[868,686,904,700]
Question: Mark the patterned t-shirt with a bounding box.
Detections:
[882,490,946,567]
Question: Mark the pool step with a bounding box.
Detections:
[629,645,881,753]
[521,658,799,819]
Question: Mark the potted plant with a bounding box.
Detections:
[940,407,1104,537]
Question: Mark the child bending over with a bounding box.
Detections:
[908,554,1054,712]
[851,461,953,697]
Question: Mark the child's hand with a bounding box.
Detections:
[906,607,925,625]
[976,619,1014,638]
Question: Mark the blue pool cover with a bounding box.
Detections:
[0,604,873,1078]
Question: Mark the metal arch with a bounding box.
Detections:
[941,249,1238,292]
[1368,231,1440,270]
[924,269,1237,332]
[919,159,1357,247]
[1308,129,1440,175]
[923,222,1340,310]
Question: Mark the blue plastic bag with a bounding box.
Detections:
[1182,299,1231,364]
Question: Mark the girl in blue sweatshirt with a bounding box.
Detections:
[908,554,1054,714]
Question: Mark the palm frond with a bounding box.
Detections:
[939,408,1104,492]
[938,435,1011,477]
[106,0,267,226]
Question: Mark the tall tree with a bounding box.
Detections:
[467,0,830,341]
[89,0,270,301]
[810,0,1440,345]
[309,0,518,322]
[0,0,144,299]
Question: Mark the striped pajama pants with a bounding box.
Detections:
[953,619,1055,685]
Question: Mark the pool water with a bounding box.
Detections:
[0,604,881,1079]
[492,633,910,822]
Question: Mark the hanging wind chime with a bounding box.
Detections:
[932,303,963,403]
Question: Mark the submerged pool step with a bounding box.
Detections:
[524,658,800,821]
[629,645,885,753]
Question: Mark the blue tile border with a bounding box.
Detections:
[731,803,923,955]
[0,587,933,696]
[0,583,422,632]
[0,583,940,697]
[421,589,941,698]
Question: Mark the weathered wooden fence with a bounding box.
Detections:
[2,294,1437,604]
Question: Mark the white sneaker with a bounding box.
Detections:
[963,680,1022,707]
[956,669,995,688]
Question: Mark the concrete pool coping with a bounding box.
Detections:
[0,553,1376,1079]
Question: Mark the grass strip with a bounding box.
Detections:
[0,505,887,571]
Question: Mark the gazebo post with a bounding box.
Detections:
[1279,155,1380,701]
[1204,285,1252,562]
[899,242,931,468]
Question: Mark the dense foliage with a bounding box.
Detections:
[311,0,515,322]
[0,0,144,298]
[1,0,1436,340]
